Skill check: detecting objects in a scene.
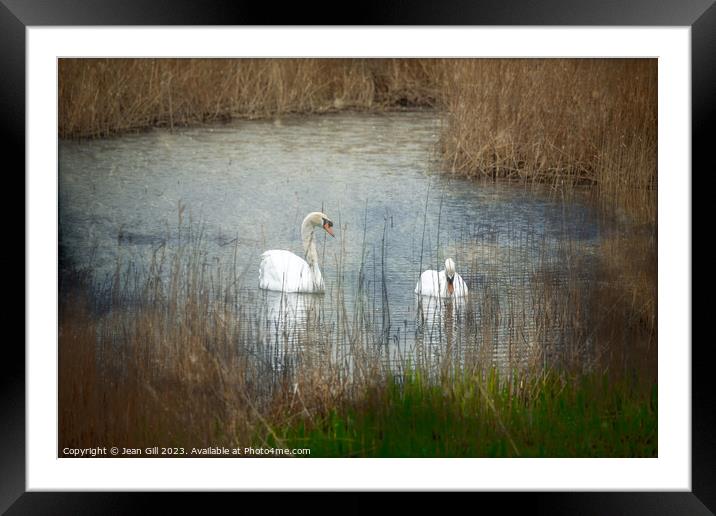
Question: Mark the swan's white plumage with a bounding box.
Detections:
[415,259,468,297]
[259,249,324,293]
[258,211,332,293]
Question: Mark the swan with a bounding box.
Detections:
[258,211,334,293]
[415,258,468,297]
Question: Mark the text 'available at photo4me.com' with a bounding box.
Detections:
[61,446,312,457]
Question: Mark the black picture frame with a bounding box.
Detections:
[7,0,707,513]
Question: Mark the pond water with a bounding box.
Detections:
[59,112,604,378]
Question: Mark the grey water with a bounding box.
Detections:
[59,112,604,377]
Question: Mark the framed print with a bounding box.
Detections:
[8,0,709,512]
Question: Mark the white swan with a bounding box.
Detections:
[415,258,468,297]
[259,211,334,293]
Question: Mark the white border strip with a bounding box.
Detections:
[27,27,690,491]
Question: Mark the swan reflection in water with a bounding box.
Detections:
[416,294,467,333]
[414,293,469,372]
[257,289,327,374]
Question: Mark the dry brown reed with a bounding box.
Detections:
[58,59,444,139]
[439,59,657,223]
[590,230,657,382]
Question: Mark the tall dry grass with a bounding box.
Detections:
[590,229,657,381]
[58,59,444,139]
[439,59,657,223]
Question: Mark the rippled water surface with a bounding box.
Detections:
[60,112,604,375]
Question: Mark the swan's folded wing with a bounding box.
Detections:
[453,273,469,296]
[415,270,441,296]
[259,250,321,293]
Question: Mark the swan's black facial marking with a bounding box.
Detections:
[447,275,454,294]
[322,217,335,237]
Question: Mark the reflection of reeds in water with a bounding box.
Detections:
[59,200,656,454]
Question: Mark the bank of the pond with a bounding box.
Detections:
[58,228,657,458]
[59,58,656,222]
[265,371,657,458]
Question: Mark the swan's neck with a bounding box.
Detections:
[301,218,320,268]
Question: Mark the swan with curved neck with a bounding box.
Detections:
[415,258,468,297]
[258,211,334,293]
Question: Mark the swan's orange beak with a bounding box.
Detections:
[323,222,335,237]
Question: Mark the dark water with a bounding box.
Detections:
[59,112,604,376]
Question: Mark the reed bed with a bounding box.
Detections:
[58,59,444,139]
[58,212,656,457]
[438,59,657,223]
